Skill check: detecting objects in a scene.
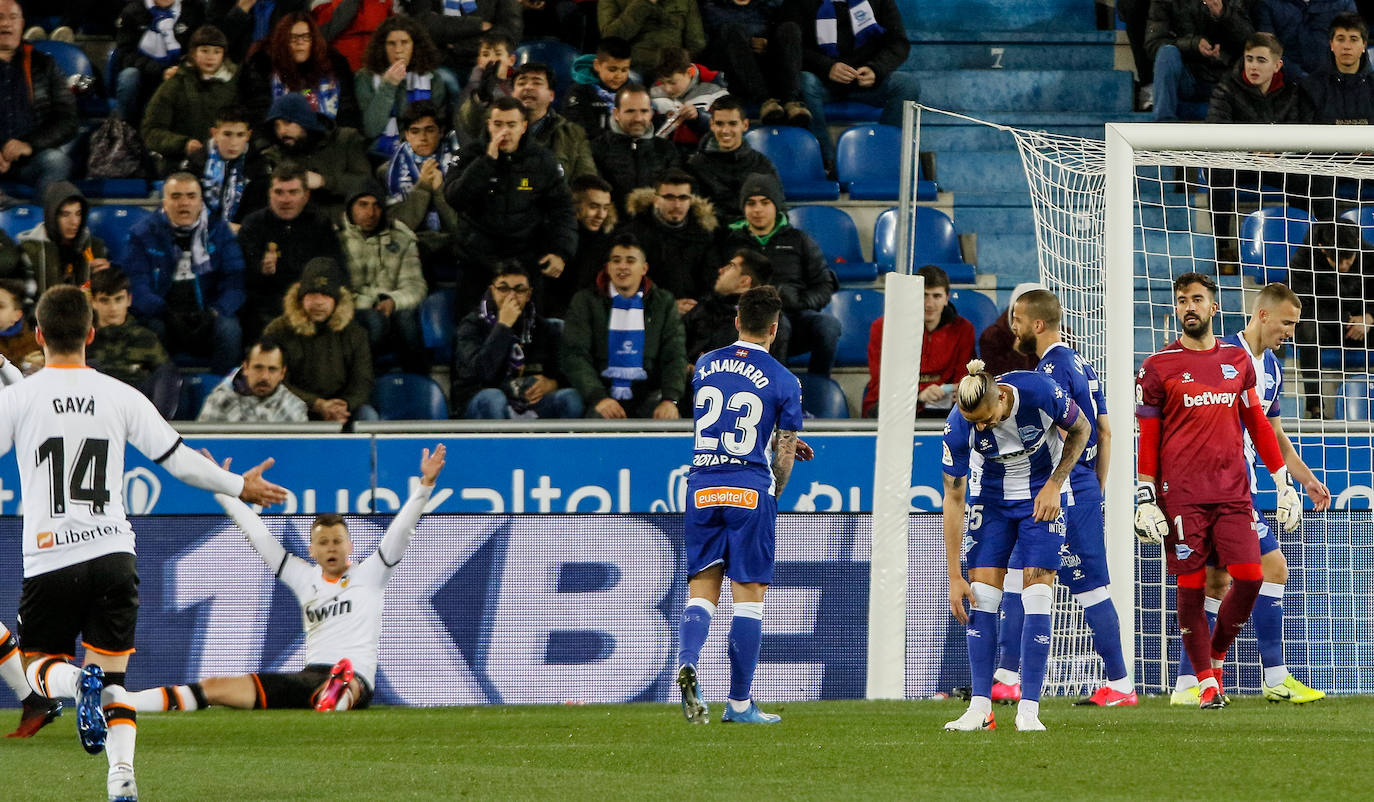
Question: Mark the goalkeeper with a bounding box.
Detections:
[1170,283,1331,705]
[1134,274,1307,709]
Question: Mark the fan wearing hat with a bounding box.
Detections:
[141,24,240,164]
[260,92,372,220]
[263,257,377,422]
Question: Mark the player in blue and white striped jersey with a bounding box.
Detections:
[942,359,1091,732]
[992,289,1135,707]
[1172,283,1331,705]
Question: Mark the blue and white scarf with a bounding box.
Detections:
[138,0,183,67]
[373,72,433,155]
[815,0,886,58]
[442,0,477,15]
[200,139,246,224]
[271,73,342,119]
[602,284,647,401]
[169,207,214,278]
[385,138,457,230]
[479,290,535,376]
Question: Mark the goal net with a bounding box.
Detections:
[1019,122,1374,695]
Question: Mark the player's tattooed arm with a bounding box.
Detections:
[942,474,975,624]
[771,429,799,496]
[1052,409,1092,486]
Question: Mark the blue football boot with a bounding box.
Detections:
[720,700,780,724]
[76,664,107,755]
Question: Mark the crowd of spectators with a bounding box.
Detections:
[2,0,923,420]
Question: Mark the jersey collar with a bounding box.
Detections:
[731,339,766,352]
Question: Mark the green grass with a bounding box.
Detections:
[6,697,1374,800]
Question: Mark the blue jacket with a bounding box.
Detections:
[1254,0,1357,78]
[124,210,245,320]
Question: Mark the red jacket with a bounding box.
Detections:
[863,308,976,416]
[313,0,394,71]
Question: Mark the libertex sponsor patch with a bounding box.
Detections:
[693,487,760,509]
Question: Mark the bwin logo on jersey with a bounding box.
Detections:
[1221,364,1239,380]
[305,598,353,624]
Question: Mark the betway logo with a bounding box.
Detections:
[1182,391,1237,408]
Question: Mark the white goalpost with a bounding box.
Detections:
[872,107,1374,698]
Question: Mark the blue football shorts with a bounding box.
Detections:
[685,484,777,584]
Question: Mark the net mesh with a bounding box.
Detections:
[1003,123,1374,695]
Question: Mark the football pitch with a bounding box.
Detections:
[6,697,1374,800]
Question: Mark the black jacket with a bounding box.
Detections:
[683,291,785,364]
[443,136,578,264]
[115,0,206,80]
[1302,53,1374,124]
[1289,245,1374,327]
[236,205,345,335]
[451,300,564,412]
[544,226,614,319]
[1207,63,1313,122]
[723,219,836,314]
[590,126,681,210]
[686,135,780,222]
[208,0,307,62]
[620,186,719,304]
[793,0,911,89]
[397,0,522,67]
[2,46,79,152]
[1145,0,1253,85]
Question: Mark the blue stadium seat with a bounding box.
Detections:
[175,372,222,421]
[1319,347,1374,370]
[372,373,449,420]
[743,126,840,201]
[835,125,936,201]
[86,205,151,265]
[33,41,109,117]
[1335,374,1373,420]
[420,288,457,364]
[515,39,579,93]
[951,289,999,341]
[873,207,974,283]
[788,205,879,282]
[797,373,850,418]
[826,288,884,367]
[1240,206,1312,284]
[0,204,41,240]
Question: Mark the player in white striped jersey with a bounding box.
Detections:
[1171,283,1331,705]
[128,444,445,714]
[1,287,287,802]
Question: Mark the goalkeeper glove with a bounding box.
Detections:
[1134,483,1167,545]
[1273,466,1302,534]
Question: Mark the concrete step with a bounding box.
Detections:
[913,69,1133,114]
[900,0,1099,33]
[915,111,1149,151]
[968,232,1040,286]
[932,151,1029,193]
[954,204,1038,234]
[905,40,1114,71]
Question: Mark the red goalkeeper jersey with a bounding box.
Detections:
[1136,339,1259,508]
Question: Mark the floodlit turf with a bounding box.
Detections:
[4,696,1374,800]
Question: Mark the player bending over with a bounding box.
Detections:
[1135,273,1303,709]
[1170,282,1330,705]
[0,286,287,802]
[129,445,445,713]
[993,289,1134,707]
[943,359,1091,731]
[676,286,808,725]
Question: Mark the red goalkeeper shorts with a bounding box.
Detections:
[1161,500,1259,576]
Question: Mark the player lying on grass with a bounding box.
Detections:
[1170,283,1331,705]
[942,358,1091,732]
[128,445,446,713]
[1135,273,1303,709]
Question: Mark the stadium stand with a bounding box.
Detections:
[950,288,998,342]
[788,205,880,284]
[0,205,41,240]
[873,207,973,284]
[835,125,936,201]
[175,372,220,421]
[420,288,457,365]
[797,373,850,419]
[826,288,884,368]
[1240,206,1313,285]
[516,39,579,94]
[86,204,151,266]
[1334,374,1373,421]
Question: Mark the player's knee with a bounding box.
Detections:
[1025,567,1055,585]
[1262,550,1289,584]
[970,581,1003,613]
[1204,571,1231,599]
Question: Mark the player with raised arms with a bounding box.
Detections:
[994,289,1135,706]
[1170,282,1331,705]
[943,358,1092,731]
[0,286,287,802]
[676,285,807,725]
[127,444,446,714]
[1135,273,1304,709]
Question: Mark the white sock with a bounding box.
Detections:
[1106,677,1134,694]
[1264,667,1289,688]
[26,658,80,699]
[1203,596,1222,615]
[0,626,31,698]
[993,668,1020,685]
[968,695,992,716]
[728,698,751,713]
[1017,699,1040,719]
[102,686,136,772]
[1174,674,1198,692]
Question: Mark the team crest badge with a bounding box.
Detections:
[1180,372,1194,383]
[1221,364,1239,380]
